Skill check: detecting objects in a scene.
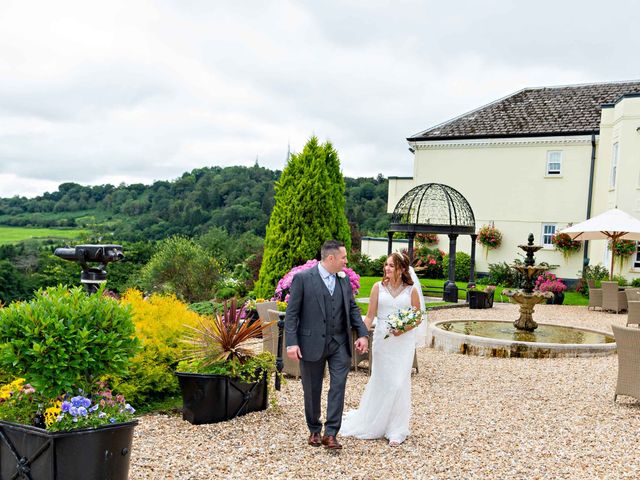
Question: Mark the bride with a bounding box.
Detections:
[341,252,426,446]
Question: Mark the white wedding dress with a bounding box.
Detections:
[341,282,418,444]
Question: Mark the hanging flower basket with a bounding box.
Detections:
[477,224,502,258]
[610,239,637,272]
[416,233,439,246]
[551,233,582,261]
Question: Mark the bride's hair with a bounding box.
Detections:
[382,252,414,286]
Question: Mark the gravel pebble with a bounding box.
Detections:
[130,304,640,479]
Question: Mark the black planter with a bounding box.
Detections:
[176,372,268,425]
[546,292,565,305]
[0,420,137,480]
[468,290,494,309]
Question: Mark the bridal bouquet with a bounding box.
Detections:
[384,307,424,339]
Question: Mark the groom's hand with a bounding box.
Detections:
[354,336,368,354]
[286,345,302,361]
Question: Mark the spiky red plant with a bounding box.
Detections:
[183,298,274,367]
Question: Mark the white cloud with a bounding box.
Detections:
[0,0,637,197]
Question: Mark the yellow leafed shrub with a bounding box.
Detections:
[109,289,203,405]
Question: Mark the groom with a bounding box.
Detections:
[285,240,369,450]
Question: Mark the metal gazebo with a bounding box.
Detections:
[387,183,477,302]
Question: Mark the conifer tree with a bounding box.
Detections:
[255,136,351,298]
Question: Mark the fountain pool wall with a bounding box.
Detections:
[430,320,616,358]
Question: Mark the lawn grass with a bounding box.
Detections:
[0,226,87,245]
[356,275,589,310]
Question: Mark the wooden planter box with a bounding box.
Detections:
[176,372,268,425]
[0,420,137,480]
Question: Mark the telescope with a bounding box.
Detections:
[54,244,124,294]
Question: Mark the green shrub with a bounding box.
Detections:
[611,274,628,286]
[632,278,640,287]
[139,236,221,302]
[0,285,139,398]
[486,261,520,287]
[441,252,471,282]
[580,263,610,286]
[414,246,445,279]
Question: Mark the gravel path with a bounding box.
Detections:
[130,304,640,479]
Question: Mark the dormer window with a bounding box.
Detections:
[546,151,562,176]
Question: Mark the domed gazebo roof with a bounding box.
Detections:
[390,183,475,234]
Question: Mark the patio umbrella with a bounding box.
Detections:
[560,208,640,279]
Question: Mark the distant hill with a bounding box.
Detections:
[0,165,390,241]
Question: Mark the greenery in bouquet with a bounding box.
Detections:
[0,285,140,430]
[551,233,582,260]
[273,259,360,302]
[179,299,276,382]
[384,306,424,339]
[477,224,502,257]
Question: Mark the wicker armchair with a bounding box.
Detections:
[587,279,603,311]
[625,289,640,327]
[602,281,627,313]
[612,324,640,402]
[266,309,300,379]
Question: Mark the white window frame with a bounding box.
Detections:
[635,241,640,269]
[546,151,563,176]
[610,142,619,189]
[542,223,557,248]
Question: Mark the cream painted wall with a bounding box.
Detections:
[590,96,640,278]
[360,237,409,260]
[387,136,595,278]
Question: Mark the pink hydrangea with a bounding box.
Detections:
[273,259,360,301]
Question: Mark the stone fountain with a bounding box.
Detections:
[428,233,616,358]
[502,233,553,331]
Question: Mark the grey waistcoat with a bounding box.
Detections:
[323,277,348,345]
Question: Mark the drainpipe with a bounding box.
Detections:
[583,132,597,271]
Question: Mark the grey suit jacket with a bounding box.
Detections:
[284,265,369,362]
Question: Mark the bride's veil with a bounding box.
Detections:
[409,266,428,348]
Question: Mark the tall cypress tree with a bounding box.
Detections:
[255,136,351,298]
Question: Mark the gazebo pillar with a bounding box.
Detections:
[407,232,415,263]
[468,233,477,289]
[443,234,459,303]
[387,231,394,255]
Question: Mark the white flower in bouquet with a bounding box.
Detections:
[384,306,425,339]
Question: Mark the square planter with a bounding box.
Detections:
[0,420,137,480]
[176,372,268,425]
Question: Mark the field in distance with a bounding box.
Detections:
[0,226,86,245]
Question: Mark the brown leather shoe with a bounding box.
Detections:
[321,435,343,450]
[308,432,322,447]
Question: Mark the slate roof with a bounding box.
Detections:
[409,81,640,141]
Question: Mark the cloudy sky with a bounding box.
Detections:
[1,0,639,198]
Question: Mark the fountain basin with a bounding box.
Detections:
[430,320,616,358]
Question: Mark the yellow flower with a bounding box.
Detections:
[0,378,25,400]
[44,400,62,428]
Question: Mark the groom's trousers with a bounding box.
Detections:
[299,338,351,437]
